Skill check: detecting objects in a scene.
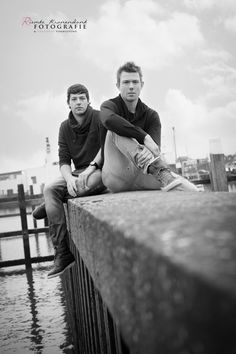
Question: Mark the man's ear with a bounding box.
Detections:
[116,82,120,90]
[141,81,144,89]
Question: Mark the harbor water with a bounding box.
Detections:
[0,215,74,354]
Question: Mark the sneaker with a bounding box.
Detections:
[158,170,198,192]
[156,168,183,191]
[32,202,47,219]
[48,250,75,278]
[165,174,199,192]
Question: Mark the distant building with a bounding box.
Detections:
[196,158,210,172]
[181,159,199,181]
[181,157,210,181]
[0,163,60,197]
[0,170,23,197]
[225,154,236,173]
[0,137,60,197]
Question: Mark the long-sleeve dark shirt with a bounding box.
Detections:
[100,95,161,147]
[58,106,102,170]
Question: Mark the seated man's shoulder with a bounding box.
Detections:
[60,119,69,129]
[91,107,100,116]
[90,108,101,124]
[145,104,160,118]
[101,98,118,111]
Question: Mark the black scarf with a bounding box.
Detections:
[68,105,93,135]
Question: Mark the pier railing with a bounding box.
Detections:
[0,184,53,268]
[62,191,236,354]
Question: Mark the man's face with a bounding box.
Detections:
[117,71,143,102]
[69,93,89,116]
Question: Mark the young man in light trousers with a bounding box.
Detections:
[100,62,197,193]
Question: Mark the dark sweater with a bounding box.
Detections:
[58,106,102,170]
[100,95,161,146]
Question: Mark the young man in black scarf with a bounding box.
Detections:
[34,84,105,278]
[100,62,197,193]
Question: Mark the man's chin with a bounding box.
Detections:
[126,96,136,102]
[76,109,86,115]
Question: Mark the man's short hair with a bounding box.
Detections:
[116,62,143,85]
[67,84,89,104]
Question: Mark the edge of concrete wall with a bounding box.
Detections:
[68,191,236,354]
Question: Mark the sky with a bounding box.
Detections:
[0,0,236,173]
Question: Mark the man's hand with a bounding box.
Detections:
[66,175,78,197]
[143,134,160,157]
[136,146,153,169]
[76,165,96,191]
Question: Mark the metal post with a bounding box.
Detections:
[18,184,32,268]
[30,185,37,229]
[172,126,177,164]
[44,217,49,227]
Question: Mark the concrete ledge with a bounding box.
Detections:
[67,191,236,354]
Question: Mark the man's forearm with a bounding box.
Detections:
[143,134,160,157]
[60,164,73,182]
[100,101,146,144]
[91,149,102,168]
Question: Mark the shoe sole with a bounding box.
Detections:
[32,204,47,220]
[32,211,47,220]
[32,214,47,220]
[47,260,75,279]
[162,177,199,192]
[161,178,182,192]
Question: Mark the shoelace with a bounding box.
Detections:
[156,168,175,186]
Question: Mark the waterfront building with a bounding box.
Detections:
[225,155,236,173]
[0,163,60,197]
[0,137,60,197]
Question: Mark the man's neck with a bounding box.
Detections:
[73,113,86,125]
[124,98,138,113]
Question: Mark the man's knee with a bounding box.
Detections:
[76,170,105,197]
[87,169,103,189]
[43,182,54,199]
[43,177,66,199]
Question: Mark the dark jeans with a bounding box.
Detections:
[44,171,105,251]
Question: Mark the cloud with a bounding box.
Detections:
[188,49,236,104]
[17,91,67,133]
[225,15,236,33]
[16,90,69,163]
[183,0,236,11]
[75,0,204,71]
[0,150,46,174]
[183,0,215,11]
[161,89,236,160]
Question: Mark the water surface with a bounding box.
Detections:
[0,214,74,354]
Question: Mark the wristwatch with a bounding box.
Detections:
[89,161,99,169]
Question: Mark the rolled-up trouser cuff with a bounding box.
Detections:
[147,156,169,175]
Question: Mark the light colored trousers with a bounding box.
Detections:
[102,131,162,192]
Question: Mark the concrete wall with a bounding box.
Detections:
[67,191,236,354]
